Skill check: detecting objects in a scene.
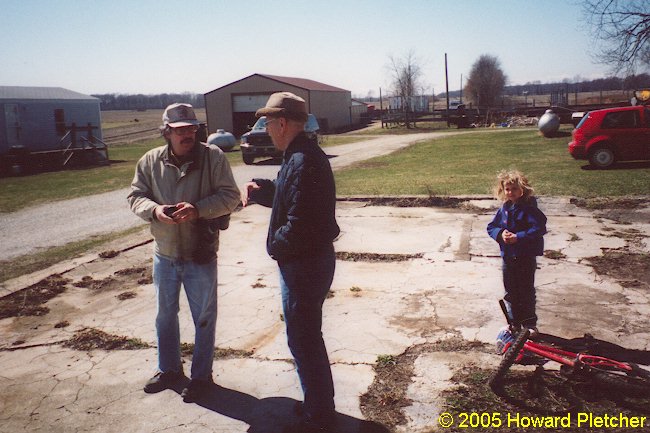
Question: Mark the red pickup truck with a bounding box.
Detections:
[568,104,650,168]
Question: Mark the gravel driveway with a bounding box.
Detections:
[0,132,456,261]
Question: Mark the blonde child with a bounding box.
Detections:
[487,170,547,336]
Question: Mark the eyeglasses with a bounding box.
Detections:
[171,125,198,135]
[265,118,278,127]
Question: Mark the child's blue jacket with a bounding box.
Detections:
[487,197,547,257]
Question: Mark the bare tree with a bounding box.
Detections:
[464,54,507,109]
[387,50,424,128]
[582,0,650,74]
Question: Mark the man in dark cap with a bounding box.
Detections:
[241,92,340,432]
[128,103,240,404]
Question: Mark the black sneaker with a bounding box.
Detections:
[181,378,214,403]
[143,371,183,394]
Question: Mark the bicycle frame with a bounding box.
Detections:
[491,299,650,395]
[512,339,635,373]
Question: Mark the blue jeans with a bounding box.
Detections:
[279,246,336,425]
[502,256,537,328]
[153,254,218,380]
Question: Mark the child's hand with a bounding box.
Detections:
[502,230,518,244]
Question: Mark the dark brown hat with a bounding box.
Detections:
[256,92,308,122]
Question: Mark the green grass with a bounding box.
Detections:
[0,225,147,283]
[3,127,649,213]
[334,127,650,197]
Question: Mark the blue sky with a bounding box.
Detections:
[2,0,608,97]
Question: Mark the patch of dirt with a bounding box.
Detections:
[571,197,649,210]
[586,249,650,290]
[73,265,152,292]
[341,196,487,213]
[63,328,150,351]
[571,197,650,224]
[0,274,70,319]
[360,338,492,430]
[74,275,119,290]
[544,249,567,260]
[180,342,254,359]
[442,364,650,433]
[116,291,137,301]
[115,266,153,285]
[336,252,423,262]
[99,250,120,259]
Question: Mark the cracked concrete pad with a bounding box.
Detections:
[1,197,650,432]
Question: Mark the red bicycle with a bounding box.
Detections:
[489,300,650,396]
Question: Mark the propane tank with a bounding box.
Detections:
[538,109,560,137]
[207,129,237,151]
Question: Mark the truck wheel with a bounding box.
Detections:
[243,154,255,165]
[589,147,615,169]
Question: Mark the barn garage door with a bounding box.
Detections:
[232,94,271,113]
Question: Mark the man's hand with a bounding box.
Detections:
[155,203,198,224]
[241,181,260,207]
[502,230,518,244]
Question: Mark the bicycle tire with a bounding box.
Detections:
[489,328,530,389]
[590,363,650,397]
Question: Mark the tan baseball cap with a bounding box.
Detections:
[255,92,308,122]
[162,103,200,127]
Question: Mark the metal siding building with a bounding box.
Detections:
[0,86,102,155]
[204,74,352,137]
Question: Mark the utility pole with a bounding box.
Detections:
[379,87,384,129]
[445,53,450,128]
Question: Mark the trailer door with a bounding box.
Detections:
[4,104,21,147]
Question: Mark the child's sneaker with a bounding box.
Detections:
[526,327,539,339]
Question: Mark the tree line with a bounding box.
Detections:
[92,93,205,111]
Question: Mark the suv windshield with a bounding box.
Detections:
[575,113,590,129]
[251,115,319,132]
[252,117,267,131]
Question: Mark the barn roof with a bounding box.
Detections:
[207,73,349,94]
[0,86,98,101]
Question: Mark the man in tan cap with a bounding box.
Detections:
[241,92,340,432]
[128,102,240,404]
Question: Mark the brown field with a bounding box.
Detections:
[101,108,206,145]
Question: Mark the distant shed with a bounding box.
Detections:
[0,86,106,173]
[204,73,353,137]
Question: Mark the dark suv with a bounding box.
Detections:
[240,114,320,165]
[568,105,650,168]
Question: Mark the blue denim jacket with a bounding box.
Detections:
[487,197,547,257]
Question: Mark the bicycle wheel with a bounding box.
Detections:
[590,363,650,397]
[489,328,530,390]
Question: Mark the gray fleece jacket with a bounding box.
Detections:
[127,143,240,260]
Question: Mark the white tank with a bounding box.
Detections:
[207,129,237,151]
[538,109,560,137]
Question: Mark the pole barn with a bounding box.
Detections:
[204,74,353,137]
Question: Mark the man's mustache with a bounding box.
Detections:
[181,138,194,145]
